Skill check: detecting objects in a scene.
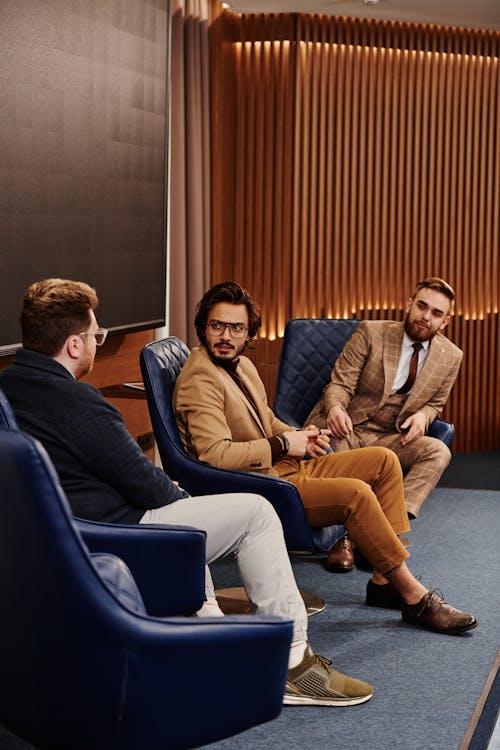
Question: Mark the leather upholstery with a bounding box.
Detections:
[0,386,18,429]
[274,319,455,446]
[80,518,206,617]
[0,386,206,617]
[140,337,318,552]
[0,431,293,750]
[91,553,146,615]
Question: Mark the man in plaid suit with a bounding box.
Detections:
[307,277,462,519]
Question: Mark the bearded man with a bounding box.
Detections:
[307,277,462,521]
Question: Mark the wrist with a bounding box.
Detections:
[276,433,290,457]
[329,404,346,416]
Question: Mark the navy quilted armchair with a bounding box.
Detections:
[0,430,293,750]
[140,337,320,552]
[0,387,206,617]
[274,318,455,446]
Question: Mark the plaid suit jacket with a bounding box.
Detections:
[308,320,462,431]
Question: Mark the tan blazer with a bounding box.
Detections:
[174,346,291,476]
[307,320,462,431]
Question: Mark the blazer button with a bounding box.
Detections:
[250,462,262,468]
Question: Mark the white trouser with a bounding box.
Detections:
[140,492,308,642]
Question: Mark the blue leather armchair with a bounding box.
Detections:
[0,431,293,750]
[274,318,455,446]
[0,386,205,617]
[140,337,319,552]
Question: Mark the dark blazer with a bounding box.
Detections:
[0,349,187,523]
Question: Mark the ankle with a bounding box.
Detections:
[371,572,389,586]
[288,640,308,669]
[401,583,428,606]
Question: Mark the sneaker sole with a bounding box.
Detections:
[283,692,373,707]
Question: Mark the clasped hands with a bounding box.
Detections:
[283,426,332,458]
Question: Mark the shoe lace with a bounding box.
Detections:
[426,588,446,610]
[313,653,333,671]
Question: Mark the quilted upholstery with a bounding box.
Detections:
[274,318,455,446]
[275,319,360,427]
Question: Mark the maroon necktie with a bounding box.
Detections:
[397,343,423,394]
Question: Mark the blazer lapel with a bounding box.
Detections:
[218,367,268,437]
[238,369,269,434]
[382,324,404,401]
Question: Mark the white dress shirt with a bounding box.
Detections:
[391,333,429,394]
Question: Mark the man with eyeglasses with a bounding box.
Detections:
[0,278,378,708]
[306,277,461,523]
[174,281,476,655]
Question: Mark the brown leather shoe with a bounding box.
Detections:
[324,535,354,573]
[402,591,478,634]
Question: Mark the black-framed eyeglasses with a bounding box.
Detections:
[79,327,108,346]
[206,320,248,339]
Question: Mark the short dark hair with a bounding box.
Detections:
[194,281,261,347]
[20,278,98,356]
[412,277,455,307]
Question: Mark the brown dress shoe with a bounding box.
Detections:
[324,535,354,573]
[401,591,478,634]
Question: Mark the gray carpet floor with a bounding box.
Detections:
[1,475,498,749]
[207,487,500,750]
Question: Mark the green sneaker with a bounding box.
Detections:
[284,646,373,706]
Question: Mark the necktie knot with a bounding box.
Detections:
[397,343,423,394]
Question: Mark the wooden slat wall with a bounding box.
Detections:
[210,12,500,451]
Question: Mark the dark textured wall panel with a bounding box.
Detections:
[0,0,168,352]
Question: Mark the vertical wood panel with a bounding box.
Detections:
[210,12,500,450]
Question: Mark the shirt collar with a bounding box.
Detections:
[402,332,429,352]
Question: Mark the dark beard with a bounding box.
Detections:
[206,346,240,371]
[403,316,435,342]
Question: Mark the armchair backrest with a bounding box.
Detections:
[140,336,191,481]
[140,337,317,552]
[275,318,360,426]
[274,318,454,446]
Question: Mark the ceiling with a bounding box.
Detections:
[223,0,500,32]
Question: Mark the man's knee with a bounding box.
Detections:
[423,437,451,469]
[400,436,451,473]
[368,446,402,475]
[234,492,282,530]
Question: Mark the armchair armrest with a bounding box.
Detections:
[428,418,455,447]
[77,519,206,617]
